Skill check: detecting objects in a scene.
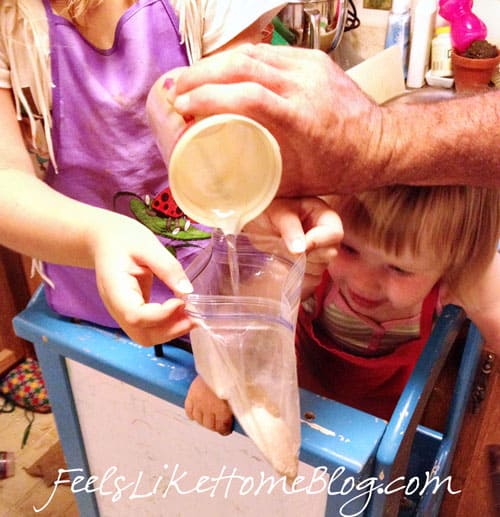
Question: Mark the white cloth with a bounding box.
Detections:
[172,0,286,62]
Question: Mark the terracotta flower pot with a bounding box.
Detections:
[451,49,500,93]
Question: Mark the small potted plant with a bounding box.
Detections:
[451,39,500,93]
[439,0,500,93]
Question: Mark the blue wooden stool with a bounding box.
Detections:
[13,288,481,516]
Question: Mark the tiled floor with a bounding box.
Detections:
[0,409,78,516]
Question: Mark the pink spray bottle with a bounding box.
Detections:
[438,0,487,53]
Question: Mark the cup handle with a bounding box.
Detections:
[304,8,321,50]
[328,0,348,52]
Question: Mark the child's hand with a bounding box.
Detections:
[91,213,196,346]
[244,197,343,298]
[184,375,234,436]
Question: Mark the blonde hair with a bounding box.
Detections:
[338,185,500,299]
[64,0,104,22]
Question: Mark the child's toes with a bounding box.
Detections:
[215,404,234,436]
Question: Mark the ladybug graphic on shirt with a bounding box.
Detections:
[150,187,184,219]
[113,186,211,256]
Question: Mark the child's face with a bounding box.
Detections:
[328,229,445,323]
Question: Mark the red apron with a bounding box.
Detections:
[296,275,439,420]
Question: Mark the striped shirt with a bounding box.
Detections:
[303,282,423,357]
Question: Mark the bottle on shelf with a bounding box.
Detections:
[438,0,487,54]
[384,0,412,78]
[406,0,438,88]
[431,25,453,77]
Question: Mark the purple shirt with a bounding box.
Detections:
[42,0,209,327]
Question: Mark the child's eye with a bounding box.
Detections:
[389,265,413,276]
[340,243,358,255]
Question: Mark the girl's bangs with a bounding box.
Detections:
[339,188,439,260]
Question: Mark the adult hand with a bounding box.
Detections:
[146,70,190,167]
[244,197,343,297]
[92,214,195,346]
[167,44,385,195]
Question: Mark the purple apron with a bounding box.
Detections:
[42,0,209,327]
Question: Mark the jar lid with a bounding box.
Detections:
[435,25,451,35]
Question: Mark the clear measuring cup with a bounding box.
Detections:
[184,231,305,481]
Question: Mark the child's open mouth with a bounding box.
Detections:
[347,288,384,310]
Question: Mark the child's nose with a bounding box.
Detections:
[351,263,383,294]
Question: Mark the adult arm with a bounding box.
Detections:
[168,44,500,195]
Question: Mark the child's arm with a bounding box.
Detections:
[0,88,196,346]
[445,252,500,355]
[184,375,234,435]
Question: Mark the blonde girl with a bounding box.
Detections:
[297,185,500,419]
[1,0,319,347]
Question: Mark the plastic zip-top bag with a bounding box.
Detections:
[185,231,305,482]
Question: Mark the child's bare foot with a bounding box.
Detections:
[184,375,234,435]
